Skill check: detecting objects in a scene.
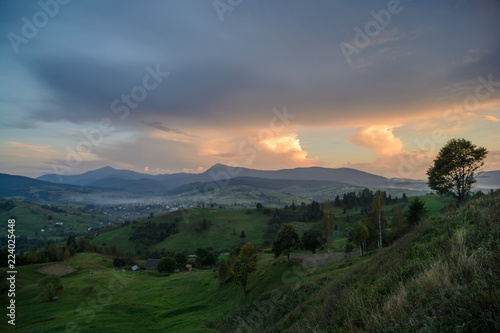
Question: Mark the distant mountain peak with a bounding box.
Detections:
[204,163,231,173]
[99,166,117,171]
[90,166,118,173]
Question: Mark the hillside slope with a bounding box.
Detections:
[214,191,500,332]
[2,192,496,332]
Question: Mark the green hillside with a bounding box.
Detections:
[93,208,272,254]
[0,200,116,238]
[1,191,498,332]
[93,195,449,256]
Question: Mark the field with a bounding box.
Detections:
[0,200,115,238]
[0,192,497,332]
[0,251,367,332]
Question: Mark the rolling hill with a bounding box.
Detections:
[0,199,116,238]
[2,191,497,333]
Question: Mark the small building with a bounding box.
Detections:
[185,264,192,272]
[145,259,160,270]
[131,265,139,271]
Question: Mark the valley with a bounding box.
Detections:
[0,191,498,332]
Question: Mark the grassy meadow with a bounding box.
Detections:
[0,200,114,238]
[2,192,497,332]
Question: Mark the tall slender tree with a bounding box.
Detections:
[372,190,386,248]
[352,222,369,256]
[391,205,407,238]
[319,203,335,252]
[233,242,258,294]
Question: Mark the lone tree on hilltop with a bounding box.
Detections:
[427,138,487,207]
[233,242,258,294]
[272,224,301,263]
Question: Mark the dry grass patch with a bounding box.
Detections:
[35,263,76,276]
[383,284,411,320]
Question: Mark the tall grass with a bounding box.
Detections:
[215,191,500,332]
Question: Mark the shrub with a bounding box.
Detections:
[38,275,63,302]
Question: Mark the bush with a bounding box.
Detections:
[113,257,126,268]
[158,257,176,274]
[38,274,63,302]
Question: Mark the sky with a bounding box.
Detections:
[0,0,499,180]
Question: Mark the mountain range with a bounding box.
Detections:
[1,165,498,204]
[36,164,500,193]
[35,164,425,192]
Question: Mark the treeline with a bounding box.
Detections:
[0,235,50,254]
[0,200,16,212]
[346,193,427,255]
[260,189,408,246]
[0,235,138,267]
[129,220,179,246]
[335,188,407,210]
[262,201,323,245]
[40,204,66,213]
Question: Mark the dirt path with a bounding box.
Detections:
[294,252,359,269]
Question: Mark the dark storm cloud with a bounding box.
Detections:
[142,121,199,138]
[1,0,499,128]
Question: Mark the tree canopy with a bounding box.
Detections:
[319,203,335,252]
[38,274,63,302]
[427,138,487,207]
[302,229,323,254]
[233,242,258,294]
[195,248,217,267]
[352,222,369,256]
[272,224,301,262]
[158,257,176,274]
[391,205,407,238]
[407,198,427,226]
[174,252,187,270]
